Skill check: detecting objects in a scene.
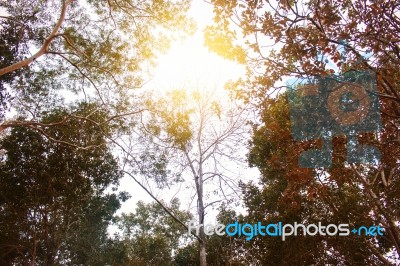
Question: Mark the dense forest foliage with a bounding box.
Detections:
[0,0,399,265]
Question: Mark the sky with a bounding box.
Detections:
[147,0,245,92]
[115,0,256,223]
[3,0,253,223]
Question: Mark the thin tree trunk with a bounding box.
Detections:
[198,183,206,266]
[199,236,207,266]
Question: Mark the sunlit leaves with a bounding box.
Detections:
[204,25,246,64]
[0,0,195,126]
[207,0,400,106]
[146,89,194,148]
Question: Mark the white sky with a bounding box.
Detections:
[115,0,258,224]
[147,0,245,91]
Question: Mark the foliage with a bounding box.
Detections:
[116,199,192,266]
[208,0,400,264]
[242,95,390,265]
[0,103,129,265]
[0,0,197,264]
[0,0,195,129]
[207,0,400,107]
[174,206,246,266]
[133,88,248,266]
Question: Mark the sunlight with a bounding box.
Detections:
[147,0,244,93]
[150,31,244,91]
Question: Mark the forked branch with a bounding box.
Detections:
[0,0,74,76]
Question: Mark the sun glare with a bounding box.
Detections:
[150,31,244,92]
[119,2,246,214]
[145,0,244,93]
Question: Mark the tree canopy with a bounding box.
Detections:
[206,0,400,264]
[0,103,129,265]
[1,0,400,265]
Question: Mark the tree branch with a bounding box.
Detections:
[121,170,202,243]
[0,0,73,76]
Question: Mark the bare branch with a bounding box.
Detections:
[121,170,202,243]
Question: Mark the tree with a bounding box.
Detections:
[0,103,129,265]
[174,205,248,266]
[206,0,400,107]
[0,0,73,77]
[123,88,249,266]
[0,1,197,263]
[239,94,393,265]
[0,0,194,133]
[116,199,192,265]
[207,0,400,263]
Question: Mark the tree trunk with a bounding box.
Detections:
[199,236,207,266]
[197,174,207,266]
[198,210,207,266]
